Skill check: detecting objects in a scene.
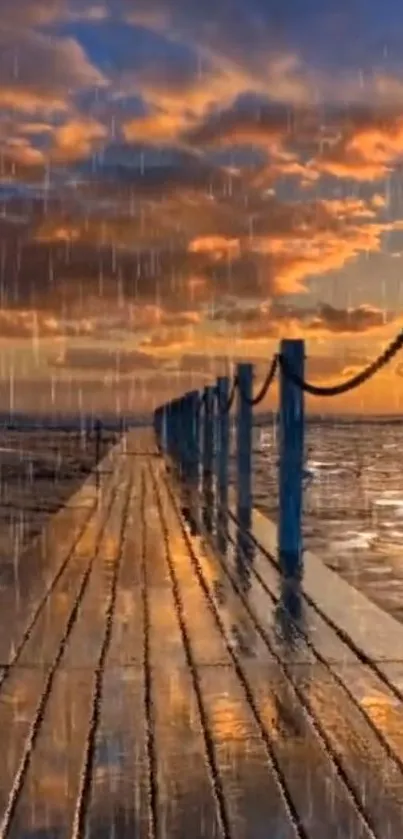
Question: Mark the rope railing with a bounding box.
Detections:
[212,354,279,414]
[237,355,279,406]
[153,327,403,579]
[279,328,403,397]
[215,375,238,413]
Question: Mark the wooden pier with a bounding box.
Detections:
[1,428,403,838]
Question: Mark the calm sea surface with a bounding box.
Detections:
[229,419,403,624]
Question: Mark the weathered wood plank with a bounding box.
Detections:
[167,475,384,838]
[85,467,150,838]
[144,467,224,839]
[153,465,301,839]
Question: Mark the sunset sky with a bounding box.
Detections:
[1,0,403,414]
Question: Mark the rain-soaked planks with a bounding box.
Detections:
[1,429,403,837]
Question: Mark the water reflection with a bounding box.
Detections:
[235,507,255,594]
[274,575,305,655]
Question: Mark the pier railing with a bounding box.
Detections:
[153,332,403,577]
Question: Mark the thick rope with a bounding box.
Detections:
[279,330,403,396]
[215,377,238,414]
[238,355,279,406]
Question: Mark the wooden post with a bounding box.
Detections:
[177,396,185,472]
[236,363,253,523]
[167,401,174,456]
[154,406,161,449]
[278,338,305,578]
[161,403,168,452]
[181,393,193,478]
[216,376,230,509]
[215,376,230,553]
[202,385,215,532]
[187,389,200,485]
[172,398,180,464]
[94,418,101,493]
[202,386,215,477]
[158,405,164,451]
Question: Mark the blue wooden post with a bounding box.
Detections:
[179,396,187,471]
[187,389,200,485]
[278,338,305,577]
[202,385,215,532]
[167,401,174,457]
[169,399,175,458]
[94,418,101,493]
[165,403,170,452]
[180,392,194,478]
[174,398,181,465]
[216,376,230,509]
[236,363,253,522]
[160,404,168,452]
[158,406,163,446]
[154,406,162,449]
[202,386,215,477]
[177,396,185,471]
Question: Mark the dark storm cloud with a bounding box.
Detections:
[85,143,236,195]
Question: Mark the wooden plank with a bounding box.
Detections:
[85,665,150,839]
[6,669,94,839]
[213,492,403,835]
[14,483,119,669]
[333,660,403,773]
[85,464,150,838]
[3,455,135,837]
[60,476,132,669]
[153,465,301,839]
[295,663,403,836]
[106,458,148,666]
[0,437,120,665]
[0,553,98,833]
[0,484,122,822]
[166,476,378,839]
[144,467,224,838]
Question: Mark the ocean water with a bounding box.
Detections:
[228,418,403,623]
[0,426,119,559]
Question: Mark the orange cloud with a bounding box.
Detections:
[1,138,45,168]
[22,188,402,317]
[188,236,241,259]
[312,117,403,181]
[123,111,186,143]
[0,309,98,340]
[51,118,108,162]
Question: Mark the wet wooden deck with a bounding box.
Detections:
[1,428,403,838]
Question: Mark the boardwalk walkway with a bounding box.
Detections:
[1,429,403,837]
